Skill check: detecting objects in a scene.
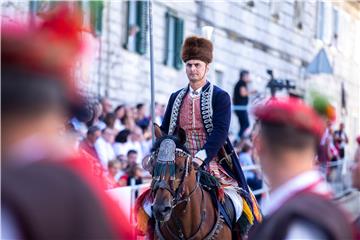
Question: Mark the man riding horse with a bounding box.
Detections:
[136,36,261,238]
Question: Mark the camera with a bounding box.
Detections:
[266,69,296,97]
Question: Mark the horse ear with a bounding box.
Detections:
[177,127,187,145]
[153,123,164,139]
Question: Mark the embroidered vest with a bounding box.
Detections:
[177,90,237,187]
[179,93,207,157]
[168,83,214,135]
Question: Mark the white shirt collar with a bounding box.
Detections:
[261,170,332,216]
[189,85,203,98]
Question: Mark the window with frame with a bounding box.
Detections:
[269,0,282,22]
[293,1,305,30]
[332,7,339,46]
[315,1,325,40]
[78,0,104,37]
[164,11,184,70]
[29,0,103,37]
[124,1,148,55]
[29,0,57,24]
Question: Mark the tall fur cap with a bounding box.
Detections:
[181,36,213,63]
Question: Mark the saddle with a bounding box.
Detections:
[197,170,235,229]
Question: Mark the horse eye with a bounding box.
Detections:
[178,168,184,172]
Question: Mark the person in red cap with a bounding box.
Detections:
[248,97,354,239]
[1,5,133,239]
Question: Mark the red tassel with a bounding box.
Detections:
[134,188,155,238]
[134,188,152,215]
[217,187,225,203]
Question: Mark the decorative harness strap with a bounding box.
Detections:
[152,137,226,239]
[153,139,177,181]
[163,186,204,240]
[155,184,225,240]
[151,140,192,202]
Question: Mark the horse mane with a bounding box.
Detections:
[151,135,190,154]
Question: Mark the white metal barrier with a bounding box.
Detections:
[107,159,353,223]
[325,159,354,198]
[232,105,248,111]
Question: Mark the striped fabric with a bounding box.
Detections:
[179,93,238,187]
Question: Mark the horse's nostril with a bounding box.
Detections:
[162,206,171,214]
[153,204,172,219]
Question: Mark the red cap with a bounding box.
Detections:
[253,97,326,139]
[2,4,84,102]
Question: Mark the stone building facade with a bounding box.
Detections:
[2,0,359,153]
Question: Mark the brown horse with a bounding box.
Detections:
[147,125,232,240]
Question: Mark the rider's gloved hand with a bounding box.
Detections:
[193,157,204,170]
[194,150,207,170]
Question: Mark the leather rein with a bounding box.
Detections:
[151,148,224,240]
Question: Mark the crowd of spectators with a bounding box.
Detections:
[68,95,352,194]
[233,120,352,202]
[318,121,349,180]
[234,122,263,202]
[68,97,166,189]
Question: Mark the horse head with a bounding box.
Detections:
[143,124,196,222]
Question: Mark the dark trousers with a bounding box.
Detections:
[338,148,345,159]
[235,110,249,138]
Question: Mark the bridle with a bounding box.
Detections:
[150,139,225,240]
[150,147,197,207]
[150,145,206,240]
